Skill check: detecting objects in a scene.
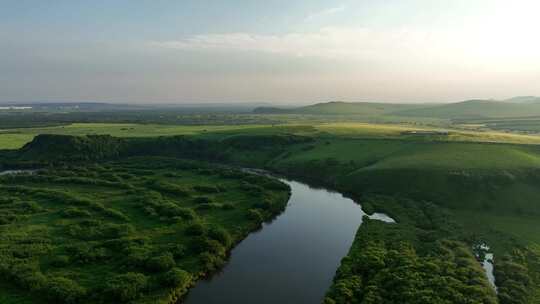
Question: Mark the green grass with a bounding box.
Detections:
[5,120,540,150]
[0,123,270,149]
[0,157,290,304]
[0,133,36,150]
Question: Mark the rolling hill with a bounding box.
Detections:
[253,101,426,116]
[396,99,540,119]
[254,97,540,120]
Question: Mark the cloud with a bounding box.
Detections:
[151,27,428,60]
[305,5,346,21]
[151,23,540,71]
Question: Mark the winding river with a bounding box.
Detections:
[184,178,394,304]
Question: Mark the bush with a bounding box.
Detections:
[199,251,225,272]
[145,252,176,272]
[193,196,212,204]
[102,208,130,221]
[148,180,189,196]
[193,185,220,193]
[103,272,148,302]
[254,199,274,211]
[196,203,221,210]
[50,255,70,267]
[247,209,264,222]
[17,201,42,213]
[65,243,109,263]
[61,207,91,218]
[167,244,187,259]
[12,267,47,292]
[125,246,151,267]
[222,203,235,210]
[208,226,232,247]
[46,277,87,304]
[158,203,196,220]
[192,237,225,256]
[178,208,197,220]
[185,222,206,236]
[161,268,191,288]
[101,223,134,239]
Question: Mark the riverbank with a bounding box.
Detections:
[184,179,396,304]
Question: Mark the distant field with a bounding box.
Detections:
[4,122,540,150]
[313,122,540,144]
[0,123,270,149]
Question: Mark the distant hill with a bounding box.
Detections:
[504,96,540,104]
[396,99,540,119]
[255,97,540,119]
[253,101,426,116]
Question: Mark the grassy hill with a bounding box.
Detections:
[255,98,540,121]
[254,101,426,116]
[396,99,540,119]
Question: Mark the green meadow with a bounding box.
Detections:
[0,157,290,304]
[4,120,540,150]
[1,107,540,303]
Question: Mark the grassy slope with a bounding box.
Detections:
[209,129,540,302]
[0,158,290,304]
[5,121,540,150]
[395,100,540,119]
[0,123,269,150]
[255,101,425,115]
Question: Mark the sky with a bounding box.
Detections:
[1,0,540,104]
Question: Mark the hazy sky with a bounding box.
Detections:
[1,0,540,104]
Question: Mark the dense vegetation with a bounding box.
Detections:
[2,109,540,303]
[0,157,290,303]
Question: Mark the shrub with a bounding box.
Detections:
[101,223,135,239]
[193,185,220,193]
[247,209,264,222]
[167,244,187,259]
[192,237,225,256]
[199,251,225,272]
[125,246,151,267]
[66,243,108,263]
[254,199,274,211]
[17,201,42,213]
[0,214,19,225]
[208,226,232,247]
[185,222,206,236]
[61,207,91,218]
[222,203,235,210]
[196,203,221,210]
[102,208,130,221]
[178,208,197,220]
[148,180,189,196]
[46,277,87,304]
[12,267,47,292]
[50,255,70,267]
[161,268,191,288]
[103,272,148,302]
[157,203,195,220]
[145,252,176,272]
[193,196,212,204]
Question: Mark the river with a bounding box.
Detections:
[184,178,394,304]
